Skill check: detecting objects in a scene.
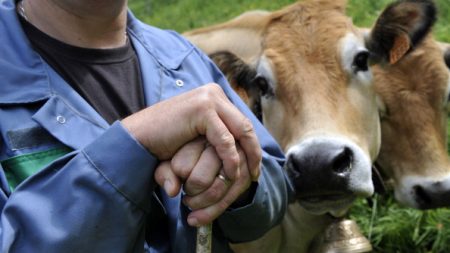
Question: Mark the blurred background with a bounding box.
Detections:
[129,1,450,252]
[129,0,450,41]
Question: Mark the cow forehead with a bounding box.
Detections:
[265,1,355,57]
[375,38,449,110]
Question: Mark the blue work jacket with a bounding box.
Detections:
[0,0,291,252]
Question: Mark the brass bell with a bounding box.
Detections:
[310,219,372,253]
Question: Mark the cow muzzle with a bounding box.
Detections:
[286,136,374,215]
[397,175,450,209]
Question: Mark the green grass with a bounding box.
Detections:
[129,0,450,42]
[129,0,450,252]
[129,0,295,33]
[351,195,450,253]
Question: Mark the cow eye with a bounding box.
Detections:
[352,51,370,73]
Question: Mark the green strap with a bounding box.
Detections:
[1,147,72,191]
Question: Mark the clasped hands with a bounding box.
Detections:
[122,84,262,227]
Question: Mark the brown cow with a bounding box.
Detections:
[373,38,450,209]
[186,0,436,213]
[184,0,441,252]
[202,34,450,253]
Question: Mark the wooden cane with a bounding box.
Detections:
[196,223,212,253]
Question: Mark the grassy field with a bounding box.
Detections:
[129,0,450,252]
[129,0,450,42]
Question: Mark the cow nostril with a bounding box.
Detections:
[414,185,432,207]
[332,147,353,174]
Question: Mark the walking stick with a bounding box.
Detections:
[196,223,212,253]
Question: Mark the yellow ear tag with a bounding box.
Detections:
[389,33,411,64]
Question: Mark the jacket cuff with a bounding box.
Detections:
[217,175,274,242]
[216,154,289,243]
[83,121,158,212]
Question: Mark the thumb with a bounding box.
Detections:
[155,161,182,197]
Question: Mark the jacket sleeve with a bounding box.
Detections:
[196,50,294,243]
[0,122,157,253]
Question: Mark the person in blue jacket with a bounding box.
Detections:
[0,0,292,252]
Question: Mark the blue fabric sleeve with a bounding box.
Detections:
[0,122,157,252]
[195,49,294,243]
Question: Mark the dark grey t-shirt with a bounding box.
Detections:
[19,15,145,124]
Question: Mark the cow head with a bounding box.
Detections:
[373,39,450,209]
[184,0,436,216]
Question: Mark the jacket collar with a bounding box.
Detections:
[0,0,194,105]
[0,0,51,104]
[126,11,194,71]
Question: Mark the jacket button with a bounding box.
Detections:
[56,115,66,124]
[175,79,184,87]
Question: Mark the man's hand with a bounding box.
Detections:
[154,137,257,227]
[122,83,261,181]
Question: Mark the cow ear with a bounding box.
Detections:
[209,51,272,120]
[367,0,437,65]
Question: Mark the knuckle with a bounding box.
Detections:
[195,95,213,111]
[196,84,226,105]
[193,88,217,109]
[241,118,255,135]
[205,83,223,94]
[185,199,198,210]
[171,161,191,179]
[203,83,221,97]
[219,132,236,149]
[187,177,210,192]
[217,134,239,168]
[206,186,222,201]
[225,153,240,170]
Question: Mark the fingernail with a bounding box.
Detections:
[252,164,261,182]
[164,180,173,195]
[252,173,260,182]
[188,217,199,227]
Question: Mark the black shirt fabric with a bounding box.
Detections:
[19,16,146,124]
